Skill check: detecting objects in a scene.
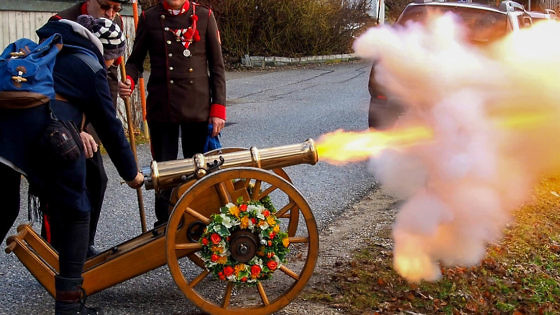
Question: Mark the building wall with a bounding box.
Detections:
[0,5,143,129]
[538,0,560,11]
[0,10,137,55]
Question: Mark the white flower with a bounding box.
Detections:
[220,214,233,228]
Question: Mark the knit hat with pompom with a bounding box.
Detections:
[76,15,126,60]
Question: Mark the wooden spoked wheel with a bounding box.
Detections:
[171,147,300,236]
[166,167,319,315]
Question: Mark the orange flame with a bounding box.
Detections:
[316,126,434,165]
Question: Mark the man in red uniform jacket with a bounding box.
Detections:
[120,0,226,226]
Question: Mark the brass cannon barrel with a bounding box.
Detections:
[142,139,318,191]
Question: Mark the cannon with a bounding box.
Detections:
[5,140,320,314]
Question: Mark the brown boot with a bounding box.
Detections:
[54,275,100,315]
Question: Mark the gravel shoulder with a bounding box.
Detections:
[277,185,399,314]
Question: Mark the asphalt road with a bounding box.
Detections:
[0,61,377,314]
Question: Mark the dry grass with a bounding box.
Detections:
[305,176,560,314]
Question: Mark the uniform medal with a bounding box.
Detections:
[166,4,199,59]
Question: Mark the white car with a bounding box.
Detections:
[368,0,532,129]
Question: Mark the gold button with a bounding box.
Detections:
[169,66,174,71]
[168,53,172,57]
[166,40,171,45]
[164,27,169,31]
[170,80,174,84]
[160,15,165,19]
[188,68,194,72]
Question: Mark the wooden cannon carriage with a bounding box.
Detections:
[5,140,320,314]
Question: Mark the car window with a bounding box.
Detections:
[397,5,508,44]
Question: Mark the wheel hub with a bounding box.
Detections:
[229,230,259,263]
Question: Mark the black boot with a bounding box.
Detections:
[55,275,101,315]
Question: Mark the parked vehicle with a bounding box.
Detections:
[527,10,558,23]
[368,0,532,129]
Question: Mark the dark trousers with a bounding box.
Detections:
[85,150,107,247]
[49,209,90,277]
[0,163,88,278]
[41,151,106,249]
[0,163,21,244]
[148,121,208,226]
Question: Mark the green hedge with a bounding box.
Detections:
[139,0,373,63]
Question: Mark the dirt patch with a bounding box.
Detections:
[277,186,399,314]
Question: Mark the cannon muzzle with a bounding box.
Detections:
[142,139,318,191]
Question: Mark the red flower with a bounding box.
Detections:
[250,265,261,276]
[269,232,275,239]
[267,260,278,271]
[251,218,257,224]
[211,254,219,262]
[201,238,208,246]
[240,204,248,212]
[268,240,272,246]
[219,274,226,280]
[210,233,221,244]
[263,210,270,217]
[267,252,273,258]
[241,277,247,282]
[223,266,234,277]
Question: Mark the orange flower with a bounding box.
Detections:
[282,237,290,247]
[234,263,246,276]
[273,224,280,234]
[240,216,249,229]
[211,246,223,253]
[266,216,276,226]
[217,256,228,264]
[257,246,265,256]
[229,205,240,217]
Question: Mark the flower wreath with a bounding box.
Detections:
[199,198,290,284]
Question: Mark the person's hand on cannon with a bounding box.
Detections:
[126,171,144,189]
[118,78,133,99]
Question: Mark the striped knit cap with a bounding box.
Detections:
[76,15,126,60]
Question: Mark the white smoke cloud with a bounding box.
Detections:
[355,18,560,281]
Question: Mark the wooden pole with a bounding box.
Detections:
[119,57,147,233]
[131,1,150,140]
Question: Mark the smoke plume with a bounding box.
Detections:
[354,17,560,281]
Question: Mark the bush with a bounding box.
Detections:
[138,0,373,63]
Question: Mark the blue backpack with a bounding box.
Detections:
[0,34,62,109]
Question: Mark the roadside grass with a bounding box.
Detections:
[306,176,560,314]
